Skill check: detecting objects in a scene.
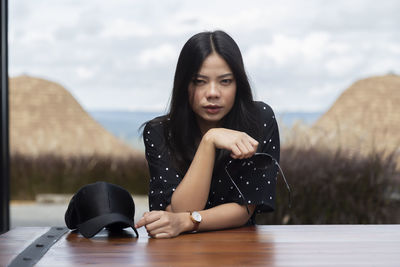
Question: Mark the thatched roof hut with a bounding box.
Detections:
[311,74,400,156]
[9,75,141,158]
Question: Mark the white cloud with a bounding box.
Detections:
[361,58,400,76]
[17,31,55,44]
[138,44,177,67]
[325,56,362,77]
[245,32,333,68]
[9,0,400,112]
[76,67,95,79]
[309,84,341,97]
[101,18,152,38]
[388,44,400,54]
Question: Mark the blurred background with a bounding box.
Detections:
[8,0,400,227]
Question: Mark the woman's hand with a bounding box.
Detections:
[204,128,258,159]
[135,211,191,239]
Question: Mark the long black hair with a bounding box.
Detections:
[147,30,262,174]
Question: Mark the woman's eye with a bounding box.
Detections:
[221,79,233,85]
[193,79,206,85]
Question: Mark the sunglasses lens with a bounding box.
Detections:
[254,154,273,170]
[226,159,241,173]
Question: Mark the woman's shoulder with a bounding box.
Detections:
[253,101,276,118]
[143,115,169,138]
[143,115,171,152]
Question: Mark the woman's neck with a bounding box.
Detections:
[197,118,220,136]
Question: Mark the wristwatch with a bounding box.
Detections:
[189,211,202,232]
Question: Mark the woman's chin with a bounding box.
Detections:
[203,113,224,122]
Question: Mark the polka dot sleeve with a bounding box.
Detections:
[143,121,181,211]
[223,101,280,214]
[257,101,280,212]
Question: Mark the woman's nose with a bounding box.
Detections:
[206,82,220,98]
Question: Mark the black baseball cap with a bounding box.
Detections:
[65,181,139,238]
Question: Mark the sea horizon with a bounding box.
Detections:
[88,110,324,150]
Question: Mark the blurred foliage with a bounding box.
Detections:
[256,146,400,224]
[10,153,149,200]
[10,145,400,224]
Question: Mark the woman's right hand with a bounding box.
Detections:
[135,210,192,239]
[204,128,258,159]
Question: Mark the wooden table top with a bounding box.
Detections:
[1,224,400,266]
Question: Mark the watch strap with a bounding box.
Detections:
[189,211,200,232]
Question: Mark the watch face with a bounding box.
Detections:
[192,211,202,222]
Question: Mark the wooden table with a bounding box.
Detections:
[1,225,400,266]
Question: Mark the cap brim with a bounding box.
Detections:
[64,195,77,229]
[77,212,139,238]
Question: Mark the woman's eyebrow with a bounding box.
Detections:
[194,74,208,79]
[218,73,234,79]
[195,73,233,79]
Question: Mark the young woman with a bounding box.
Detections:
[135,30,280,238]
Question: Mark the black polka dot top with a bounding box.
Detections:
[143,101,280,223]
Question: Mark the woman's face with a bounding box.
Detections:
[188,53,237,134]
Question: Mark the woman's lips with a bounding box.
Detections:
[204,105,222,114]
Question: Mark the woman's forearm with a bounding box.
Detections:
[179,203,256,233]
[170,132,216,212]
[136,203,256,239]
[170,128,258,212]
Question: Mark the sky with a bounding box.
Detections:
[8,0,400,112]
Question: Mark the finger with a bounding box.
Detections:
[135,211,153,228]
[243,139,257,158]
[144,211,165,223]
[135,211,160,228]
[148,225,169,237]
[135,217,147,228]
[244,135,258,156]
[249,137,259,148]
[147,220,178,237]
[236,141,249,159]
[136,211,150,225]
[145,217,168,233]
[230,144,242,158]
[154,232,171,239]
[244,135,258,150]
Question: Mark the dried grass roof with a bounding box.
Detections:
[10,75,142,158]
[311,74,400,156]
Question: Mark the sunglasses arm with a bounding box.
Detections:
[273,160,292,209]
[225,166,250,214]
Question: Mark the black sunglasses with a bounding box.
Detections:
[225,153,291,214]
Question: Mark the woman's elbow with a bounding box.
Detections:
[238,204,256,226]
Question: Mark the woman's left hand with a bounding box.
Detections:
[135,211,191,238]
